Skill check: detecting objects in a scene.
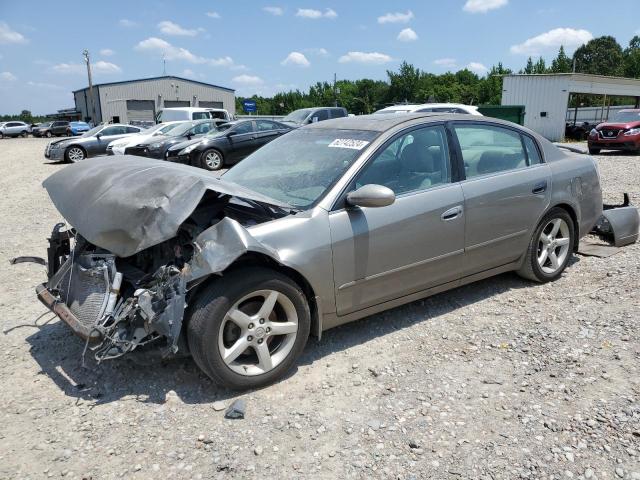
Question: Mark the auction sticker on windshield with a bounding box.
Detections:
[328,138,370,150]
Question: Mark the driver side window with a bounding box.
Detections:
[355,125,452,196]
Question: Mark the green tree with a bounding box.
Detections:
[19,110,33,123]
[550,46,572,73]
[533,57,547,74]
[573,36,624,76]
[522,57,535,74]
[623,35,640,78]
[386,61,421,103]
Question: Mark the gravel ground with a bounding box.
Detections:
[0,138,638,480]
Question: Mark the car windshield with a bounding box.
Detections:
[167,122,197,136]
[155,123,181,135]
[223,128,379,208]
[81,125,104,137]
[41,122,53,127]
[611,111,640,122]
[282,109,312,123]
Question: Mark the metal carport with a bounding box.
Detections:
[501,74,640,141]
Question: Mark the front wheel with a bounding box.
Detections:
[65,146,86,162]
[66,129,73,137]
[517,208,575,282]
[199,149,224,171]
[187,267,311,389]
[588,146,600,155]
[45,131,52,138]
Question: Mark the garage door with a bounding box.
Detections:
[199,101,224,109]
[126,100,155,125]
[164,100,190,108]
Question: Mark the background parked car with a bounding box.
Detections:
[373,103,482,115]
[155,107,214,123]
[165,119,292,170]
[67,121,91,136]
[0,121,29,138]
[107,121,184,155]
[587,109,640,154]
[44,124,143,162]
[281,107,348,127]
[32,120,70,137]
[31,122,52,137]
[124,119,219,159]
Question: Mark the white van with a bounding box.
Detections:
[156,107,213,123]
[205,108,233,122]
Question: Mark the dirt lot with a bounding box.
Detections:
[0,137,638,480]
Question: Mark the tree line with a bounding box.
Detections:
[236,35,640,116]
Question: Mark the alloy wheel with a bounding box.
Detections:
[537,218,571,274]
[204,151,222,170]
[217,289,299,376]
[67,147,85,162]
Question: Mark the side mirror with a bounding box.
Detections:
[96,133,102,139]
[226,131,237,138]
[346,184,395,208]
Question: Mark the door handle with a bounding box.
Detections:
[441,206,463,221]
[532,181,547,194]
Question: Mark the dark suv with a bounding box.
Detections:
[588,109,640,154]
[281,107,348,128]
[33,121,70,138]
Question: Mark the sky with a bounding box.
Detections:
[1,0,639,114]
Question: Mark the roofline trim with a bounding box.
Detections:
[72,75,235,93]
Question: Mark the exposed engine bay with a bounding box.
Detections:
[38,192,290,363]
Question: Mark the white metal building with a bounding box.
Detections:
[73,75,235,126]
[501,74,640,141]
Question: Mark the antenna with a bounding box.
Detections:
[162,53,167,75]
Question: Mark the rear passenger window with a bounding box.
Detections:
[453,124,527,179]
[522,135,542,165]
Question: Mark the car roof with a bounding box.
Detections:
[305,113,520,132]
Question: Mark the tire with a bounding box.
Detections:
[588,147,600,155]
[0,132,3,139]
[45,131,52,138]
[199,148,224,171]
[517,207,575,283]
[187,267,311,389]
[64,146,86,163]
[21,131,27,138]
[66,129,72,137]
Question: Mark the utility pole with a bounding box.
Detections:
[82,49,97,125]
[333,73,338,107]
[162,53,167,75]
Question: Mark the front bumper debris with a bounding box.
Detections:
[36,283,101,341]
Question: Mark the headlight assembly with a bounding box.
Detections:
[624,128,640,136]
[181,144,198,154]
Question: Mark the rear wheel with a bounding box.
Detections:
[588,146,600,155]
[187,267,310,389]
[45,131,52,138]
[0,132,4,139]
[517,208,575,282]
[66,129,73,136]
[65,146,86,162]
[21,131,27,138]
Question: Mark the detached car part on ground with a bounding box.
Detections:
[17,114,639,390]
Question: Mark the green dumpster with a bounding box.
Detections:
[477,105,525,125]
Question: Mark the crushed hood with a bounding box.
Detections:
[43,156,290,257]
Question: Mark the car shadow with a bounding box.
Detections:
[24,268,563,406]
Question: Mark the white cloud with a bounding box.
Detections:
[0,22,28,44]
[510,27,593,55]
[118,19,137,28]
[135,37,235,67]
[338,51,393,65]
[263,6,284,16]
[52,61,121,75]
[281,51,310,67]
[206,11,220,19]
[377,10,414,24]
[434,58,458,69]
[27,81,64,90]
[466,62,489,74]
[397,28,418,42]
[305,47,329,57]
[100,48,115,57]
[181,69,195,77]
[158,20,203,37]
[94,61,122,73]
[463,0,508,13]
[296,8,337,19]
[1,71,17,81]
[232,74,264,86]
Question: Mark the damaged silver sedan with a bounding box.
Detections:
[23,114,639,389]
